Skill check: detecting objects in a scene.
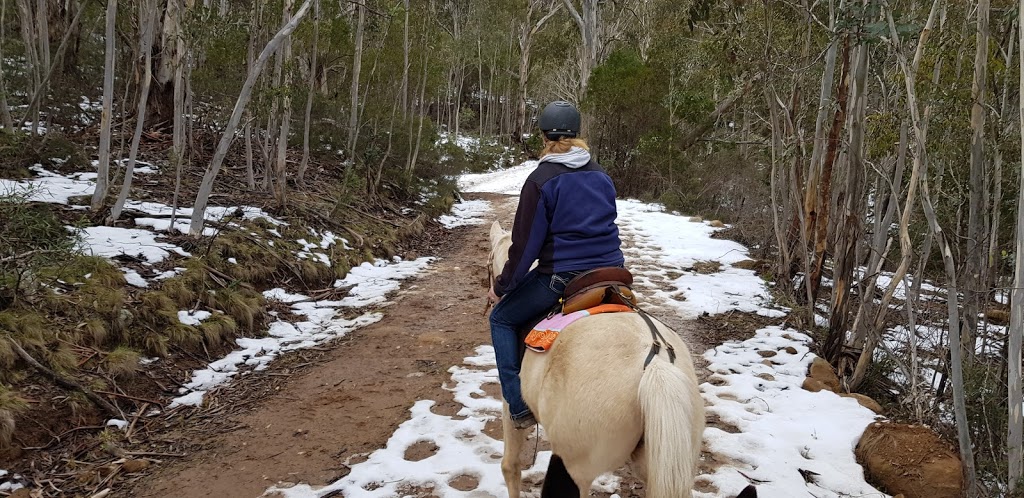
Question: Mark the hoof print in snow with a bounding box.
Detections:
[855,422,962,498]
[448,474,480,491]
[397,484,438,497]
[403,439,439,462]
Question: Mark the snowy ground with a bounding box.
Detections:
[0,151,888,496]
[261,161,887,497]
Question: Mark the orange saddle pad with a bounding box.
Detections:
[524,304,634,353]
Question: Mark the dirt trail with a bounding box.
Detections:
[129,192,716,498]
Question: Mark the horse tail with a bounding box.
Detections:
[638,356,702,498]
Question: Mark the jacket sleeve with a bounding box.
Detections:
[494,179,548,297]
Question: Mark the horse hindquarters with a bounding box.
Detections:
[638,357,705,498]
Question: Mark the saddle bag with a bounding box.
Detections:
[561,267,637,314]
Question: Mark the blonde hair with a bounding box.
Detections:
[541,136,590,158]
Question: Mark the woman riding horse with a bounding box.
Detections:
[487,100,624,430]
[486,103,755,498]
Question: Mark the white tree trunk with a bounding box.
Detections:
[189,0,313,235]
[244,2,257,190]
[34,0,48,91]
[517,1,560,139]
[561,0,598,96]
[346,0,365,161]
[272,0,294,207]
[90,0,117,210]
[16,0,40,131]
[401,0,409,115]
[962,0,990,359]
[168,0,187,233]
[880,5,978,492]
[407,37,429,176]
[107,0,158,224]
[297,0,319,186]
[0,0,16,131]
[1008,0,1024,487]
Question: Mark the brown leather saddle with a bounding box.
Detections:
[561,267,637,314]
[518,267,673,368]
[516,267,637,354]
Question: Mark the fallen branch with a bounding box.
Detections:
[7,338,120,416]
[124,402,148,442]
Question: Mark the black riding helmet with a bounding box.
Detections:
[538,101,580,140]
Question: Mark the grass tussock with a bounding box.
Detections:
[0,383,26,450]
[199,313,237,346]
[103,347,141,379]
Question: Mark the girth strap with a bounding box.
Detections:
[609,287,676,369]
[640,310,676,368]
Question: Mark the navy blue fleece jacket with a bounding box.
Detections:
[494,150,625,297]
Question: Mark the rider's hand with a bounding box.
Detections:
[488,287,500,304]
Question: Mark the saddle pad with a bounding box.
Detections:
[524,304,634,353]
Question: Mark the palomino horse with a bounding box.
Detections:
[489,222,753,498]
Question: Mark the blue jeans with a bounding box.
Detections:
[489,269,579,421]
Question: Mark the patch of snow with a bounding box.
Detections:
[458,160,535,195]
[75,226,190,264]
[438,199,492,228]
[264,288,310,303]
[332,258,434,307]
[169,311,382,409]
[155,267,187,280]
[617,199,770,318]
[296,235,332,265]
[0,469,23,492]
[696,326,885,498]
[122,268,149,288]
[170,257,434,408]
[178,310,213,326]
[106,419,128,430]
[756,307,787,318]
[0,165,93,204]
[134,217,218,237]
[438,132,481,152]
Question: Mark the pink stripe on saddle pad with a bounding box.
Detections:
[534,309,591,332]
[525,304,635,352]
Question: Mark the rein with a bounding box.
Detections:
[484,251,495,314]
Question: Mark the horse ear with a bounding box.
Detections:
[735,485,757,498]
[489,221,505,247]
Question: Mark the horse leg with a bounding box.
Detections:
[628,442,648,480]
[501,403,527,498]
[540,455,580,498]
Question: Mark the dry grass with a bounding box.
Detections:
[104,347,141,379]
[0,383,25,450]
